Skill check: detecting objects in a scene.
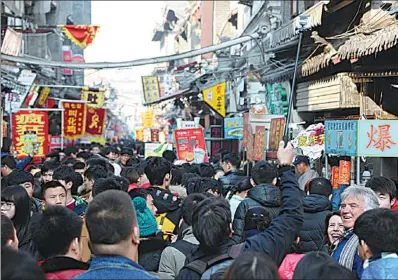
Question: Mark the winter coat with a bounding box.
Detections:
[158,226,199,279]
[147,186,182,238]
[41,256,89,280]
[138,234,168,272]
[362,253,398,280]
[232,184,281,243]
[176,168,304,280]
[229,195,244,220]
[278,253,305,280]
[72,195,88,217]
[219,170,246,196]
[298,194,331,252]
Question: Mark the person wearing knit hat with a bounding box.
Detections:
[133,197,168,272]
[133,197,158,237]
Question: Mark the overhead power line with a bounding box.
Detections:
[1,33,298,69]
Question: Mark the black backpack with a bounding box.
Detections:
[184,243,245,280]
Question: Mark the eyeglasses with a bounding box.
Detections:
[1,201,14,211]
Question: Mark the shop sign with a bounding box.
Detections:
[182,121,196,129]
[142,76,160,103]
[338,160,351,185]
[12,111,48,158]
[48,135,62,152]
[358,120,398,157]
[243,113,249,148]
[85,108,106,136]
[211,126,222,157]
[174,128,208,163]
[21,85,40,108]
[266,82,290,116]
[142,109,154,129]
[292,123,325,160]
[144,143,172,158]
[81,87,105,108]
[325,120,358,156]
[253,126,266,161]
[331,167,340,190]
[62,102,87,140]
[268,117,286,151]
[203,82,226,117]
[1,28,22,56]
[224,117,243,140]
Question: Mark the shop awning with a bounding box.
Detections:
[144,88,192,106]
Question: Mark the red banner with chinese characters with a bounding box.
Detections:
[85,108,106,136]
[174,128,208,163]
[151,129,159,142]
[253,126,266,161]
[331,166,340,190]
[269,117,286,151]
[243,113,249,148]
[63,102,86,140]
[12,111,48,158]
[59,25,100,48]
[338,160,351,185]
[246,124,254,162]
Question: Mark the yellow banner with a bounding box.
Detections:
[37,87,51,106]
[81,87,105,108]
[203,82,226,117]
[142,76,160,103]
[89,137,106,145]
[142,109,154,128]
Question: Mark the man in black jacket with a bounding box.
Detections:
[232,161,280,243]
[299,177,332,252]
[176,141,303,279]
[218,153,245,196]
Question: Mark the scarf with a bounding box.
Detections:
[339,229,359,271]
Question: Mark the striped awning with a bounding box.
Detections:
[270,1,327,48]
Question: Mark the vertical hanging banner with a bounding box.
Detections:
[135,127,144,141]
[246,124,254,161]
[142,109,154,128]
[81,87,105,108]
[35,87,51,107]
[331,166,340,190]
[142,76,160,104]
[85,108,106,136]
[253,126,266,161]
[62,102,87,140]
[203,82,226,117]
[210,126,222,157]
[12,111,49,158]
[62,46,73,75]
[268,117,286,151]
[174,128,209,163]
[243,113,249,148]
[151,128,160,142]
[338,160,351,185]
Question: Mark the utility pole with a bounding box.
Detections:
[283,15,310,142]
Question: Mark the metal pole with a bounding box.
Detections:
[325,154,329,179]
[283,31,304,142]
[356,156,360,185]
[9,101,12,140]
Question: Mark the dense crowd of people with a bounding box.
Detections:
[1,136,398,280]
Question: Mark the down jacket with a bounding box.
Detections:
[232,183,281,243]
[219,170,246,196]
[298,194,331,252]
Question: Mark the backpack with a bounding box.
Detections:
[184,243,245,280]
[169,240,197,257]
